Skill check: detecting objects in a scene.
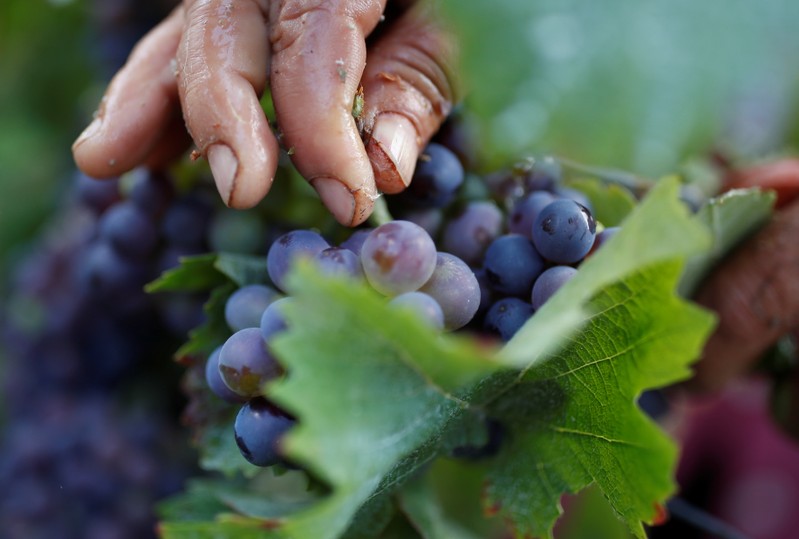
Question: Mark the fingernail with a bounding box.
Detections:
[371,113,418,186]
[208,144,239,205]
[312,177,355,225]
[72,117,103,150]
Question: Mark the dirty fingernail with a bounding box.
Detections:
[72,117,103,150]
[312,177,355,225]
[371,113,418,187]
[208,144,239,206]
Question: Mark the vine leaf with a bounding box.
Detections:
[484,262,714,538]
[679,188,775,296]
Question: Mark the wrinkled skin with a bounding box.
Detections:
[73,0,457,226]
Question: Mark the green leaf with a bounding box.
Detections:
[159,518,280,539]
[500,177,711,367]
[397,477,483,539]
[567,178,637,227]
[214,253,271,287]
[175,283,235,360]
[679,188,775,296]
[265,269,497,539]
[146,254,223,293]
[484,261,714,538]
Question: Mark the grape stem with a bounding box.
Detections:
[666,497,751,539]
[368,196,394,227]
[558,157,655,197]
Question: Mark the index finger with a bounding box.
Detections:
[268,0,388,226]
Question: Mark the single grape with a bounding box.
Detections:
[74,172,120,214]
[507,191,556,238]
[129,169,174,217]
[234,398,295,467]
[260,297,292,342]
[161,193,213,248]
[340,228,373,256]
[483,298,534,342]
[388,292,445,330]
[531,266,577,310]
[522,156,562,192]
[360,221,437,296]
[553,186,594,213]
[473,268,495,319]
[98,201,158,258]
[314,247,363,279]
[224,284,281,332]
[532,200,597,264]
[403,143,464,207]
[483,234,545,297]
[401,207,444,238]
[218,328,282,397]
[589,226,620,256]
[205,347,247,403]
[266,230,330,293]
[81,242,151,295]
[418,252,480,330]
[431,110,477,169]
[441,201,503,266]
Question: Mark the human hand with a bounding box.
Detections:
[692,158,799,391]
[72,0,457,226]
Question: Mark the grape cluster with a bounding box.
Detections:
[197,114,631,468]
[0,170,216,538]
[391,148,620,343]
[208,218,482,467]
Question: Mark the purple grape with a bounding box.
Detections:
[483,298,534,342]
[473,268,495,319]
[205,347,248,403]
[388,292,445,330]
[74,172,120,214]
[218,328,282,397]
[98,201,158,258]
[401,207,444,238]
[483,234,545,297]
[522,156,562,192]
[591,226,620,255]
[531,266,577,310]
[161,193,213,248]
[266,230,330,293]
[224,284,281,332]
[553,186,594,213]
[441,201,503,266]
[418,253,480,330]
[360,221,437,296]
[404,143,464,207]
[129,170,174,217]
[81,243,151,296]
[260,297,292,341]
[313,247,363,279]
[532,200,597,264]
[508,191,556,238]
[234,398,295,467]
[340,229,373,256]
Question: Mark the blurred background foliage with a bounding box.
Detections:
[2,0,799,270]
